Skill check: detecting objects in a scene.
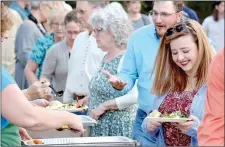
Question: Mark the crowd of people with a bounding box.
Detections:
[1,0,224,146]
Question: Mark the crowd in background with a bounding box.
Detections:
[1,0,224,146]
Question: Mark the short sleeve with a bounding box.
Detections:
[29,37,46,65]
[1,66,15,92]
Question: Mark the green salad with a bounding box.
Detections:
[161,111,188,118]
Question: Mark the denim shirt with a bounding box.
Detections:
[142,84,207,146]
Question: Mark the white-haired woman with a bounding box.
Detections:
[25,6,71,85]
[88,3,138,137]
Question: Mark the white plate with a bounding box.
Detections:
[46,105,88,112]
[146,116,191,122]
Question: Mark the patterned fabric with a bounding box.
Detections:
[88,54,137,138]
[29,33,54,79]
[158,90,197,146]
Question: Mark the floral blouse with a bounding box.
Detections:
[29,33,54,79]
[158,90,197,146]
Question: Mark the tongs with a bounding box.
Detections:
[41,81,63,97]
[49,85,64,97]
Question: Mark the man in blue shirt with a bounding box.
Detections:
[103,1,184,145]
[10,1,30,20]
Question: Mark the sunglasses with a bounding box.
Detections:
[166,23,188,37]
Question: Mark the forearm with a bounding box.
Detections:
[2,84,73,131]
[101,99,119,110]
[24,107,73,131]
[24,67,38,84]
[115,82,138,110]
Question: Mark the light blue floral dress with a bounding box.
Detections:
[29,33,54,79]
[88,54,137,138]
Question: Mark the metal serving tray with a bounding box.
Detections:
[22,136,139,146]
[81,115,97,127]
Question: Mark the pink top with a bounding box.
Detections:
[198,48,224,146]
[159,90,197,146]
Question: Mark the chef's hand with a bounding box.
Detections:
[68,114,85,134]
[102,70,127,90]
[174,115,198,133]
[90,104,107,120]
[31,99,50,107]
[27,80,52,100]
[19,128,32,141]
[147,118,162,132]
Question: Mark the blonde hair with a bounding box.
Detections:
[48,8,71,26]
[151,20,215,96]
[1,3,14,36]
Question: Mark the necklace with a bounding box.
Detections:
[28,14,46,35]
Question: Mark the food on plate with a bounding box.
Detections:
[33,139,44,144]
[57,125,70,131]
[149,110,188,119]
[26,141,35,145]
[26,139,43,145]
[46,100,87,110]
[47,100,63,109]
[149,110,161,117]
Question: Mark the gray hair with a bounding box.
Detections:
[89,2,133,47]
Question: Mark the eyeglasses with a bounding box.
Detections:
[93,28,103,35]
[150,10,179,19]
[51,22,64,28]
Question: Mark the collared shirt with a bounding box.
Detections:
[63,31,105,103]
[10,1,30,20]
[198,48,224,146]
[118,24,161,113]
[29,33,55,79]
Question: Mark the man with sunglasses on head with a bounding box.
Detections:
[103,1,184,146]
[63,1,106,109]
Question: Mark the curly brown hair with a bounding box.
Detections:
[1,3,14,36]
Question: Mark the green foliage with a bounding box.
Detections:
[65,1,214,23]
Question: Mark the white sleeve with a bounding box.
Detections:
[115,55,138,110]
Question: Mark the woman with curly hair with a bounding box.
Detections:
[88,3,138,137]
[1,2,14,40]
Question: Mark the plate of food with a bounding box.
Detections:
[46,100,88,112]
[146,110,191,123]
